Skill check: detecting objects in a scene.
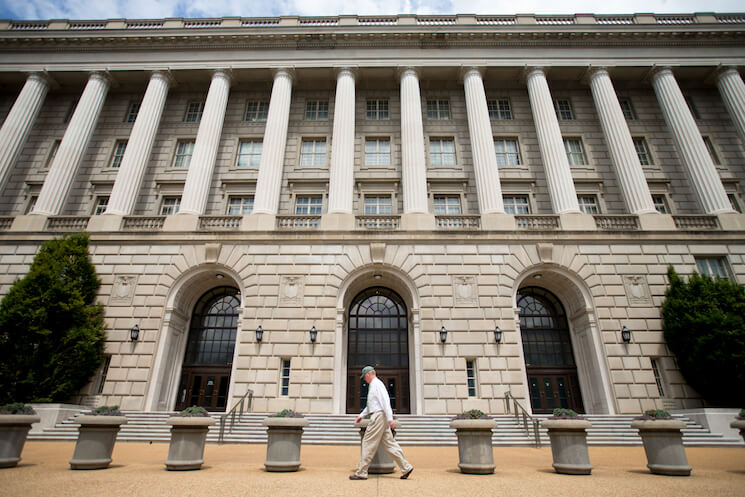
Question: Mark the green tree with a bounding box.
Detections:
[661,266,745,407]
[0,233,105,404]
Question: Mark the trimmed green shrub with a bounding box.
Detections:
[91,405,122,416]
[0,403,36,415]
[454,409,489,420]
[178,406,209,417]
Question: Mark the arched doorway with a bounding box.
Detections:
[175,286,240,412]
[346,287,410,414]
[517,287,585,414]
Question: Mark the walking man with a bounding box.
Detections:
[350,366,414,480]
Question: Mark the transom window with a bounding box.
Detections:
[563,138,587,166]
[364,195,392,215]
[517,287,575,368]
[244,100,269,122]
[125,102,141,123]
[184,287,240,366]
[236,140,262,167]
[305,100,329,120]
[494,138,521,166]
[577,195,600,214]
[227,196,254,215]
[365,138,391,166]
[702,136,721,165]
[366,99,389,120]
[487,99,512,120]
[633,137,653,166]
[348,287,408,369]
[160,196,181,215]
[295,195,323,215]
[300,139,327,166]
[618,98,636,120]
[173,140,195,169]
[433,195,461,215]
[503,195,530,214]
[429,138,456,166]
[185,101,205,123]
[426,99,450,120]
[93,196,109,215]
[554,99,574,120]
[695,256,730,279]
[110,140,127,168]
[652,194,670,214]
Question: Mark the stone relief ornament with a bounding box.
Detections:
[623,275,652,306]
[109,274,138,306]
[279,276,305,306]
[452,275,479,307]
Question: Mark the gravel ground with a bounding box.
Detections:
[1,442,744,497]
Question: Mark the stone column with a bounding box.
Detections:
[399,67,435,230]
[246,68,294,231]
[716,67,745,150]
[526,68,594,230]
[462,67,514,230]
[0,73,51,195]
[322,68,356,230]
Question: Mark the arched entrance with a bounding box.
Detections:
[346,287,410,414]
[174,286,240,412]
[517,287,584,414]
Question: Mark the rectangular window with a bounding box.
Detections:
[577,195,600,214]
[64,98,78,123]
[429,138,456,166]
[633,137,653,166]
[503,195,530,214]
[364,195,392,215]
[93,196,109,215]
[244,100,269,122]
[650,358,666,397]
[173,140,195,169]
[366,99,389,120]
[618,98,636,120]
[433,195,461,215]
[426,99,450,120]
[300,139,327,166]
[466,360,477,398]
[652,194,670,214]
[695,256,729,279]
[236,140,262,167]
[305,100,329,120]
[110,140,128,168]
[45,139,61,168]
[280,359,291,396]
[184,101,205,123]
[160,196,181,215]
[554,98,574,120]
[295,195,323,215]
[728,193,742,213]
[97,356,111,395]
[25,196,38,214]
[364,138,391,166]
[125,102,141,123]
[494,138,521,166]
[684,95,700,120]
[563,138,587,166]
[702,136,721,165]
[487,99,512,120]
[227,196,254,215]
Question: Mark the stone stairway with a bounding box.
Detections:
[27,412,744,447]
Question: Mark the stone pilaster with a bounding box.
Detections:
[716,67,745,150]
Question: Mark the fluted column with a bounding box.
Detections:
[399,68,431,220]
[589,68,656,214]
[179,70,231,215]
[716,67,745,149]
[33,72,110,215]
[106,71,171,215]
[652,67,731,214]
[0,73,51,194]
[526,68,580,214]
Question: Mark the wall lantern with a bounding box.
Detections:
[309,325,318,343]
[621,326,631,343]
[494,326,503,344]
[440,326,447,343]
[129,324,140,342]
[256,325,264,343]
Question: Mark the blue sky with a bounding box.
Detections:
[0,0,742,21]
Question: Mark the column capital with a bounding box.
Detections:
[272,67,296,83]
[586,66,610,80]
[715,65,742,81]
[523,66,549,83]
[648,65,675,82]
[27,71,58,89]
[459,66,484,80]
[211,68,233,84]
[150,70,175,88]
[88,70,116,88]
[396,66,419,80]
[333,66,358,80]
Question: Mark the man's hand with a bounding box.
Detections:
[355,416,362,424]
[388,420,396,430]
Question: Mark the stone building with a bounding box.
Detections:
[0,13,744,416]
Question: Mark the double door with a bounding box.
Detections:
[175,366,231,412]
[347,367,410,414]
[527,368,584,414]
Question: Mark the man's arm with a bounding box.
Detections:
[378,380,394,424]
[355,405,369,424]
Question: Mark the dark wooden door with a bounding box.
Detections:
[176,366,231,411]
[347,367,410,414]
[527,368,584,414]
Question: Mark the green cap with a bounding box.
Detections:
[360,366,374,379]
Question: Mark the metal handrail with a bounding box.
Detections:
[218,389,253,444]
[504,391,541,448]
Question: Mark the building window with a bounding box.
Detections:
[650,358,666,397]
[280,359,291,396]
[433,195,461,215]
[563,138,587,166]
[97,355,111,395]
[618,98,636,120]
[110,140,128,168]
[429,138,456,167]
[487,99,512,120]
[503,195,530,214]
[684,95,700,120]
[554,98,574,120]
[364,195,392,215]
[695,256,730,279]
[160,196,181,215]
[45,139,61,168]
[295,195,323,215]
[577,195,600,214]
[633,137,653,166]
[92,196,109,215]
[300,138,327,166]
[364,138,391,166]
[184,101,205,123]
[64,99,78,123]
[173,140,195,169]
[652,194,670,214]
[25,196,38,214]
[728,193,742,213]
[426,99,450,120]
[227,196,254,214]
[466,359,477,397]
[125,102,141,123]
[702,136,721,165]
[244,100,269,122]
[494,138,521,167]
[236,140,262,167]
[366,99,389,120]
[305,100,329,120]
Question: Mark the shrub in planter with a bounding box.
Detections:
[69,405,127,470]
[449,409,497,474]
[356,416,400,474]
[631,409,691,476]
[730,408,745,444]
[165,406,215,471]
[542,408,592,475]
[0,403,40,468]
[263,410,308,472]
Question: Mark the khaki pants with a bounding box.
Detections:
[355,411,412,477]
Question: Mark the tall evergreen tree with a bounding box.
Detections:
[0,233,105,404]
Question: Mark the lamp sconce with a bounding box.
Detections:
[621,325,631,344]
[256,325,264,343]
[129,324,140,342]
[494,326,502,344]
[309,325,318,343]
[440,326,447,343]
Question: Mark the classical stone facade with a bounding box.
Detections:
[0,13,744,415]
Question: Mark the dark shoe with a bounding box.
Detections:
[400,467,414,479]
[349,475,368,480]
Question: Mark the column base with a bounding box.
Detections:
[10,214,48,232]
[716,212,745,230]
[320,212,356,231]
[162,213,200,232]
[559,212,597,231]
[637,212,677,231]
[243,212,276,231]
[400,212,436,231]
[87,214,123,232]
[481,212,517,231]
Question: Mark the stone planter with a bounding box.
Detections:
[357,418,400,474]
[0,414,41,468]
[542,418,593,475]
[165,416,215,471]
[449,418,497,474]
[69,415,127,470]
[631,419,691,476]
[263,417,309,472]
[730,419,745,444]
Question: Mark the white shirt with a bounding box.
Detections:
[359,376,394,423]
